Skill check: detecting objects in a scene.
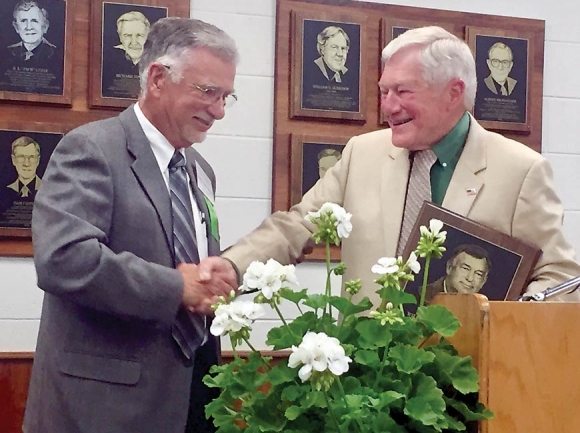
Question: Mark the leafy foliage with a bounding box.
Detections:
[204,209,493,432]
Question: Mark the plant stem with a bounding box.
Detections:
[419,255,431,308]
[372,347,387,390]
[336,380,365,432]
[242,336,271,369]
[323,388,345,433]
[325,240,332,317]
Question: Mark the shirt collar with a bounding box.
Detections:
[432,112,470,166]
[133,103,183,172]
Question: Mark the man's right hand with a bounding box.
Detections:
[178,260,237,315]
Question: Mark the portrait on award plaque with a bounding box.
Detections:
[89,1,168,108]
[402,203,541,314]
[468,27,531,132]
[290,11,367,121]
[289,134,348,260]
[0,0,70,103]
[101,3,167,101]
[0,128,61,237]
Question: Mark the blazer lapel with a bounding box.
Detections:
[120,107,174,253]
[381,145,411,257]
[442,116,486,217]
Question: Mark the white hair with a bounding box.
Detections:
[381,26,476,109]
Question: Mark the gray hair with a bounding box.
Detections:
[381,26,476,109]
[488,42,513,61]
[316,26,350,56]
[13,1,49,26]
[116,11,150,36]
[12,136,40,155]
[138,17,239,92]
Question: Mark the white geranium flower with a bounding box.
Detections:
[406,252,421,274]
[210,301,265,337]
[305,202,353,239]
[371,257,399,275]
[239,259,298,300]
[288,332,351,382]
[420,218,447,242]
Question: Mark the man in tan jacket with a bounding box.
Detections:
[220,26,580,305]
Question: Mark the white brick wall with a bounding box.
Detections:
[1,0,579,351]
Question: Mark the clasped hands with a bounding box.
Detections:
[179,257,238,315]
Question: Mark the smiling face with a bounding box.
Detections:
[378,46,465,151]
[321,33,348,73]
[118,20,149,63]
[13,6,47,49]
[142,47,236,149]
[446,252,489,294]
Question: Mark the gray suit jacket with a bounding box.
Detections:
[24,107,221,433]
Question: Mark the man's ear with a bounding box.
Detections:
[448,78,465,106]
[12,22,18,34]
[445,259,454,275]
[146,63,168,97]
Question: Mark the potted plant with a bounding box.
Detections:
[205,203,493,432]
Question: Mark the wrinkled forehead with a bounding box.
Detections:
[15,6,44,21]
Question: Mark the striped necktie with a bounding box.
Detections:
[168,151,206,360]
[396,149,437,256]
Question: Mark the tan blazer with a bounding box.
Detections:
[223,116,580,306]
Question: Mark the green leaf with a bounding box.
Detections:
[429,348,480,394]
[279,287,308,304]
[416,304,461,337]
[388,343,436,374]
[285,405,303,421]
[377,285,418,306]
[444,395,494,421]
[404,374,446,427]
[268,362,298,386]
[329,296,372,317]
[303,294,329,310]
[355,319,393,349]
[354,349,380,368]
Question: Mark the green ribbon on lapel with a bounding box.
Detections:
[202,195,219,242]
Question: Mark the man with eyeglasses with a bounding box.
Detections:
[24,17,239,433]
[484,41,517,96]
[7,136,41,199]
[314,25,350,83]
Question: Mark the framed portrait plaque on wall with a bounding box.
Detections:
[467,26,532,133]
[289,10,367,122]
[89,0,173,109]
[289,134,349,260]
[0,0,73,105]
[0,125,64,240]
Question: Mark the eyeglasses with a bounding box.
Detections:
[489,58,512,69]
[13,154,39,163]
[161,64,238,108]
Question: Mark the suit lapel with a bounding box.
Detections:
[120,107,174,253]
[381,144,410,257]
[442,116,486,217]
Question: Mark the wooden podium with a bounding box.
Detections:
[434,294,580,433]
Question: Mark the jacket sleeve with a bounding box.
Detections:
[32,128,183,325]
[513,157,580,301]
[221,135,357,275]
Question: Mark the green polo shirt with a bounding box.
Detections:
[430,112,470,205]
